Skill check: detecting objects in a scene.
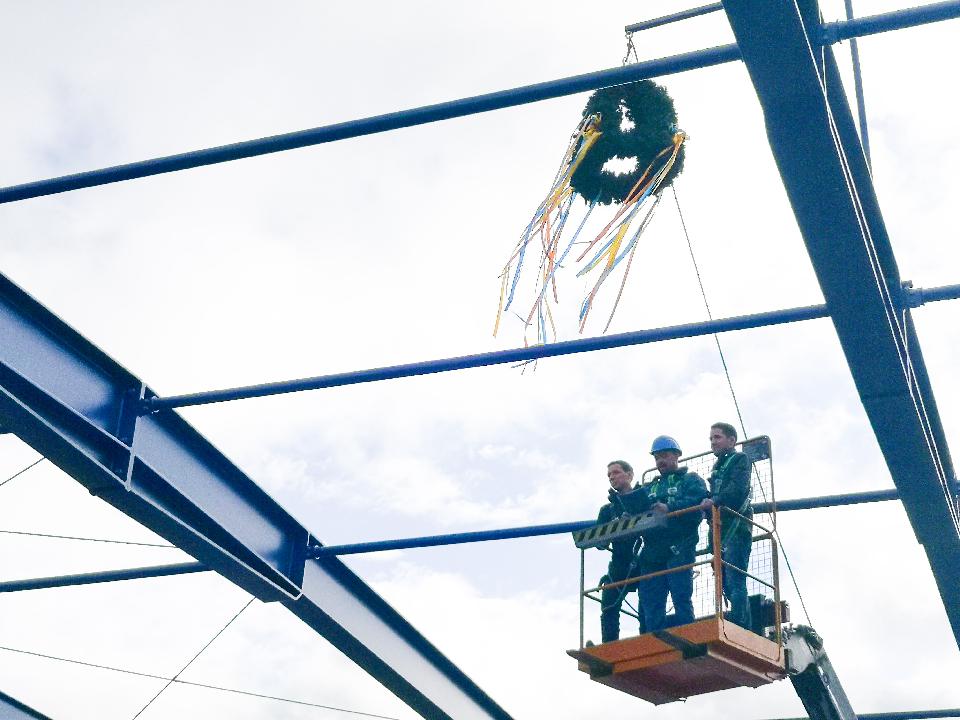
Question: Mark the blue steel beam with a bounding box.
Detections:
[0,44,741,205]
[823,0,960,42]
[0,272,513,720]
[0,562,209,593]
[724,0,960,646]
[147,281,960,411]
[0,691,52,720]
[0,1,957,206]
[0,486,914,577]
[314,487,911,557]
[150,303,828,410]
[843,0,871,167]
[625,2,725,33]
[316,521,597,557]
[775,711,960,720]
[0,486,913,586]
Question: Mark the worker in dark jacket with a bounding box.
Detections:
[701,421,753,630]
[597,460,648,642]
[637,436,708,632]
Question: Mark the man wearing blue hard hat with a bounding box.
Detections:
[636,435,708,632]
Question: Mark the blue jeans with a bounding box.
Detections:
[638,544,696,632]
[722,533,753,630]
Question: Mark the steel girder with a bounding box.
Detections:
[0,273,512,720]
[723,0,960,644]
[0,690,52,720]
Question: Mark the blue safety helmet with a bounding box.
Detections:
[650,435,682,455]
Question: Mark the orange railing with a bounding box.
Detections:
[578,503,781,648]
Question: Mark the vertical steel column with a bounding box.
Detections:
[843,0,872,168]
[724,0,960,648]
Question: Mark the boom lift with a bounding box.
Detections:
[568,438,856,719]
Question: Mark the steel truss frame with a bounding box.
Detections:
[1,1,959,718]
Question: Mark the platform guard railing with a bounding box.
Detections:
[578,504,781,649]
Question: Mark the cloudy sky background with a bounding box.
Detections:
[0,1,958,718]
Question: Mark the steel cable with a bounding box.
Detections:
[671,184,814,625]
[0,457,45,490]
[0,644,400,719]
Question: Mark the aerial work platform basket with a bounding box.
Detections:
[570,436,785,704]
[568,616,785,704]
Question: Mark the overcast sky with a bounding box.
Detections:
[1,1,959,718]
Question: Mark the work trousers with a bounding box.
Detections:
[721,533,753,630]
[638,544,696,632]
[600,572,644,642]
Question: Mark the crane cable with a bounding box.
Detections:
[671,184,813,626]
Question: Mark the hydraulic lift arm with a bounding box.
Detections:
[783,626,857,720]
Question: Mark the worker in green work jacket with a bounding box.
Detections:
[636,436,708,632]
[700,421,754,630]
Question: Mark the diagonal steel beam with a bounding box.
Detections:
[0,272,512,720]
[0,690,53,720]
[723,0,960,645]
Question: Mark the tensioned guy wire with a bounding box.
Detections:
[671,184,814,626]
[0,456,174,548]
[0,457,45,490]
[131,597,255,719]
[0,529,176,548]
[0,644,400,719]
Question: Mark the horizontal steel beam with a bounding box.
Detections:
[0,44,741,205]
[148,282,960,411]
[0,488,916,579]
[0,562,208,593]
[725,0,960,647]
[625,2,724,33]
[1,1,957,206]
[0,272,513,720]
[823,0,960,43]
[769,488,898,512]
[315,487,910,556]
[148,304,828,410]
[775,711,960,720]
[314,521,596,557]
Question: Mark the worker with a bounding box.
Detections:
[597,460,647,642]
[701,421,754,630]
[637,436,708,632]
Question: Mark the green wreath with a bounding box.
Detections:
[570,80,685,206]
